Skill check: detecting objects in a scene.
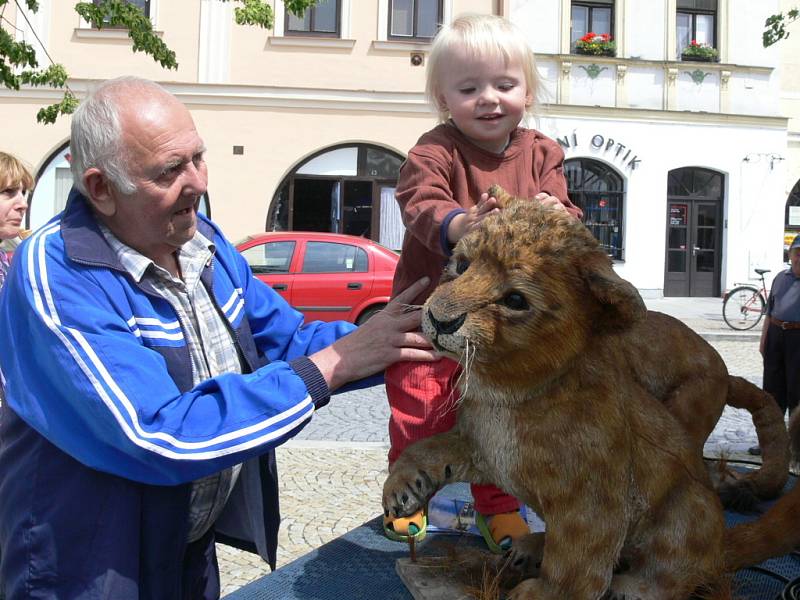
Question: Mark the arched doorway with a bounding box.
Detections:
[564,158,625,260]
[267,143,405,250]
[664,167,724,297]
[784,179,800,262]
[29,142,211,231]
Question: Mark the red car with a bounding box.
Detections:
[236,232,399,324]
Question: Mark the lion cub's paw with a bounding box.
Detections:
[505,532,545,579]
[382,464,446,518]
[604,574,646,600]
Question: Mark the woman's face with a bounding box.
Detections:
[0,184,28,240]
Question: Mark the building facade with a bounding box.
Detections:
[0,0,795,297]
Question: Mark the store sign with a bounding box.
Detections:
[557,132,641,170]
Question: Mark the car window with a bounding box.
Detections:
[301,242,368,274]
[240,241,296,274]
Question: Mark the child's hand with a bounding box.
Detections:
[447,193,501,243]
[534,192,566,212]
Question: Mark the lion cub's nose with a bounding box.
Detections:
[428,310,466,335]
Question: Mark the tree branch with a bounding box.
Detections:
[764,8,800,47]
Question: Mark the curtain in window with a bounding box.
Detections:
[54,167,73,215]
[379,186,404,251]
[391,0,414,36]
[571,5,588,45]
[694,14,714,45]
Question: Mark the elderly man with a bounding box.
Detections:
[761,234,800,414]
[0,77,436,599]
[750,234,800,455]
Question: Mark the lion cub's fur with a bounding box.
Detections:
[383,191,790,599]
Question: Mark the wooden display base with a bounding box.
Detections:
[396,557,475,600]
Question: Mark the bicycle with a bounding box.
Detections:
[722,268,770,330]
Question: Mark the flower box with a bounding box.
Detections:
[681,53,716,62]
[574,32,616,57]
[681,40,718,62]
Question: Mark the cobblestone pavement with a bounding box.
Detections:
[217,300,769,596]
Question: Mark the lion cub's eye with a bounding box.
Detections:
[455,259,470,275]
[502,292,529,311]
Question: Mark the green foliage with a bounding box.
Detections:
[764,8,799,47]
[1,0,320,123]
[75,0,177,69]
[0,0,73,122]
[35,89,78,125]
[225,0,317,28]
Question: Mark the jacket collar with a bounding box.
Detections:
[61,187,215,271]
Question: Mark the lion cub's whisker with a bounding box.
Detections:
[454,338,473,402]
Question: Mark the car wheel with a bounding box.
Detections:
[356,305,385,325]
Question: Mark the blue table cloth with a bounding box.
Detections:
[227,472,800,600]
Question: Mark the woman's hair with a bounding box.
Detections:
[425,14,540,123]
[0,152,34,193]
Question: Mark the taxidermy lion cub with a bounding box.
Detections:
[382,188,790,599]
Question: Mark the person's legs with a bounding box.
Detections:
[752,325,787,455]
[386,358,461,463]
[384,358,461,539]
[783,330,800,415]
[181,529,220,600]
[763,325,788,415]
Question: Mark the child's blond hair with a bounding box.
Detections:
[425,14,540,123]
[0,152,34,193]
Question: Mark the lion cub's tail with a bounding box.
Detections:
[725,407,800,572]
[716,376,790,509]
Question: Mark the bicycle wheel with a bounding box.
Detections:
[723,286,766,330]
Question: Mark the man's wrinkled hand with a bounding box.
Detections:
[309,277,437,391]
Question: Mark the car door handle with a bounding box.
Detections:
[347,282,363,290]
[272,284,288,291]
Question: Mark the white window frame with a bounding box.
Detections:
[274,0,351,39]
[377,0,452,44]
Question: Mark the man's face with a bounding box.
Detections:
[791,247,800,277]
[101,91,208,264]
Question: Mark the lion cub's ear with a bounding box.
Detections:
[487,184,518,209]
[580,252,647,328]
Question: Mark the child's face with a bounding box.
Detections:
[437,48,531,154]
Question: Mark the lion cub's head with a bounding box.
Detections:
[422,186,645,391]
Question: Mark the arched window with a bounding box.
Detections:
[29,142,211,231]
[268,143,405,250]
[564,158,625,260]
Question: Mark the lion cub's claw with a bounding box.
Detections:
[505,532,545,579]
[382,467,441,519]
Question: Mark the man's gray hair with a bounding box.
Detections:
[70,76,167,195]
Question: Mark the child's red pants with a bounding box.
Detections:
[385,358,520,515]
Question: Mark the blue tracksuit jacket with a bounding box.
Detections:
[0,189,358,599]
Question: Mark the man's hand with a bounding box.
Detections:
[309,277,437,391]
[447,193,501,243]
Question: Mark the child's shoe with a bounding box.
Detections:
[383,507,427,542]
[475,509,528,553]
